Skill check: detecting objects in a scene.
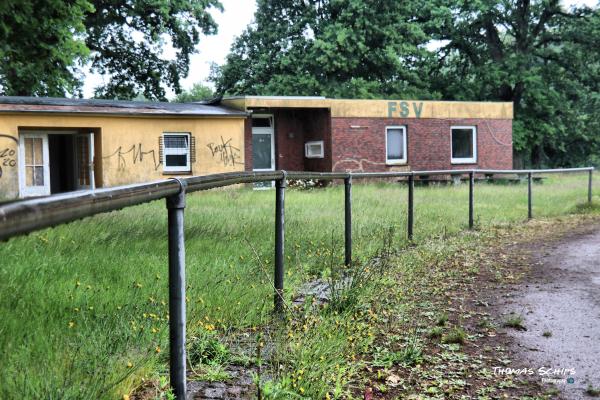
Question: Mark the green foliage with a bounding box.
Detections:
[215,0,600,167]
[372,336,423,368]
[212,0,434,99]
[586,385,600,397]
[0,0,92,96]
[0,175,597,398]
[428,326,444,339]
[87,0,222,100]
[0,0,222,100]
[436,313,448,326]
[187,330,229,366]
[441,327,467,345]
[172,83,214,103]
[420,0,600,167]
[503,313,526,330]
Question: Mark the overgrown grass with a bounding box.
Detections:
[0,173,597,399]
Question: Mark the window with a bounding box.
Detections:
[252,116,272,128]
[305,140,324,158]
[385,126,407,164]
[163,133,191,172]
[451,126,477,164]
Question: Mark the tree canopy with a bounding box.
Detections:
[86,0,222,100]
[0,0,92,97]
[213,0,434,99]
[422,0,600,166]
[0,0,222,100]
[213,0,600,167]
[172,82,214,102]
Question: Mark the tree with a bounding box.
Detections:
[0,0,92,96]
[173,82,214,102]
[87,0,222,100]
[212,0,435,99]
[0,0,222,100]
[420,0,600,167]
[216,0,599,167]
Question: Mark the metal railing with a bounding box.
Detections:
[0,166,594,398]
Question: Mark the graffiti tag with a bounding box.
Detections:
[103,143,161,171]
[0,135,18,179]
[206,136,241,167]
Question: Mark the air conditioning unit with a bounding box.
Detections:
[305,140,324,158]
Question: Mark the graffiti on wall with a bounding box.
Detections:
[206,136,241,167]
[333,158,387,173]
[103,143,161,172]
[0,135,18,179]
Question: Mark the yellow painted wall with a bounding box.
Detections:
[0,113,245,199]
[222,97,514,119]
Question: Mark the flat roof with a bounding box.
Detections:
[0,96,247,117]
[221,96,513,119]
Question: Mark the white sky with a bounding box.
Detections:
[82,0,596,100]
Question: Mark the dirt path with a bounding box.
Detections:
[495,223,600,399]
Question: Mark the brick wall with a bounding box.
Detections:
[274,109,305,171]
[245,108,331,172]
[302,109,332,172]
[331,118,512,172]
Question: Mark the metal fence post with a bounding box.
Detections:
[589,169,593,203]
[274,172,287,313]
[344,176,352,266]
[408,174,414,241]
[166,181,187,399]
[527,172,533,219]
[469,171,474,229]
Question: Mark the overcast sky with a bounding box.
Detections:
[82,0,597,99]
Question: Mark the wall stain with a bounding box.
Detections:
[333,158,388,173]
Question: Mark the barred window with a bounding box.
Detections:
[163,133,190,172]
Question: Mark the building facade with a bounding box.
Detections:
[222,96,513,174]
[0,97,246,199]
[0,96,513,200]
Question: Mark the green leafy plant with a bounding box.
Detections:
[187,330,229,366]
[442,327,467,345]
[503,314,526,331]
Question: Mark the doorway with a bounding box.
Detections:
[251,115,275,189]
[19,130,96,197]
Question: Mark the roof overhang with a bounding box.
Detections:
[0,96,248,118]
[222,96,513,119]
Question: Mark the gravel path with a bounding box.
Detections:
[499,225,600,399]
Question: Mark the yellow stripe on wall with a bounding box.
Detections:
[222,97,514,120]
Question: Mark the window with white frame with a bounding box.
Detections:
[385,126,407,164]
[305,140,324,158]
[451,126,477,164]
[162,133,191,172]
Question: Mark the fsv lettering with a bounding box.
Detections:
[387,101,423,118]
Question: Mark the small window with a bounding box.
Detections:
[385,126,407,164]
[451,126,477,164]
[305,140,324,158]
[163,133,191,172]
[252,117,272,128]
